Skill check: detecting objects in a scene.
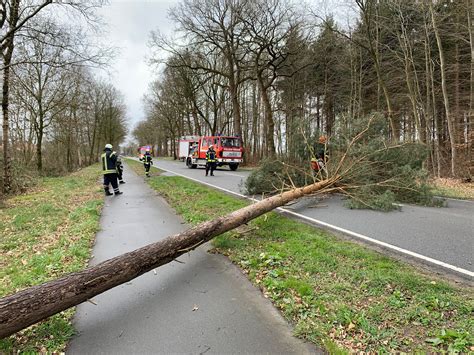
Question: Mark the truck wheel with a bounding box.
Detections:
[186,158,197,169]
[229,163,239,171]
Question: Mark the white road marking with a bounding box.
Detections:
[146,161,474,279]
[276,209,474,278]
[442,197,474,204]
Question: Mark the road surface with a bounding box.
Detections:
[151,158,474,279]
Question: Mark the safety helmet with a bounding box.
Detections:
[209,145,214,149]
[311,158,317,162]
[318,135,327,144]
[105,143,113,149]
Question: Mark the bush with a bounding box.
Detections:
[0,157,37,195]
[245,114,440,211]
[244,159,310,195]
[330,114,438,209]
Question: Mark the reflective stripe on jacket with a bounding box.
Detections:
[206,150,217,162]
[101,151,117,174]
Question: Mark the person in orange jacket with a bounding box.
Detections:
[311,135,328,179]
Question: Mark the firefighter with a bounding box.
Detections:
[190,142,198,156]
[101,144,123,196]
[311,135,328,179]
[142,150,153,177]
[116,155,125,184]
[205,145,217,176]
[316,135,327,161]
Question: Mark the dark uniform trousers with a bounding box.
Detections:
[104,173,119,190]
[143,155,152,176]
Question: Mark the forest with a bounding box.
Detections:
[0,0,472,196]
[0,0,127,195]
[134,0,473,180]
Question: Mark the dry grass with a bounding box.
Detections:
[431,178,474,200]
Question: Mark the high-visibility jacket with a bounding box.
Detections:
[143,154,152,165]
[206,149,217,162]
[101,150,117,174]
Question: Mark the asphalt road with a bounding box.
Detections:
[152,158,474,279]
[67,163,317,354]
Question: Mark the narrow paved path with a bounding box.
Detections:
[67,163,316,354]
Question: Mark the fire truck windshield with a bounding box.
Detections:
[220,137,241,148]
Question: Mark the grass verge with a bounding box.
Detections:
[129,160,474,353]
[125,158,164,177]
[0,165,103,353]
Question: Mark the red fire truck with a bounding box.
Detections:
[178,135,243,171]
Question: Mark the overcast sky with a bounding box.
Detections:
[97,0,178,140]
[96,0,354,142]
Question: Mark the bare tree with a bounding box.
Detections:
[354,0,397,139]
[151,0,253,140]
[144,0,470,177]
[430,3,457,177]
[1,0,107,192]
[13,26,71,171]
[1,0,21,193]
[468,0,474,178]
[240,0,303,156]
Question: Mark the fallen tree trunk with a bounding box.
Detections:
[0,176,339,338]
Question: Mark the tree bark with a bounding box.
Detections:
[36,119,44,172]
[257,73,276,157]
[229,73,243,139]
[251,80,259,162]
[0,176,338,338]
[1,0,20,194]
[469,1,474,118]
[431,4,457,177]
[424,29,434,171]
[2,41,14,193]
[467,0,473,177]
